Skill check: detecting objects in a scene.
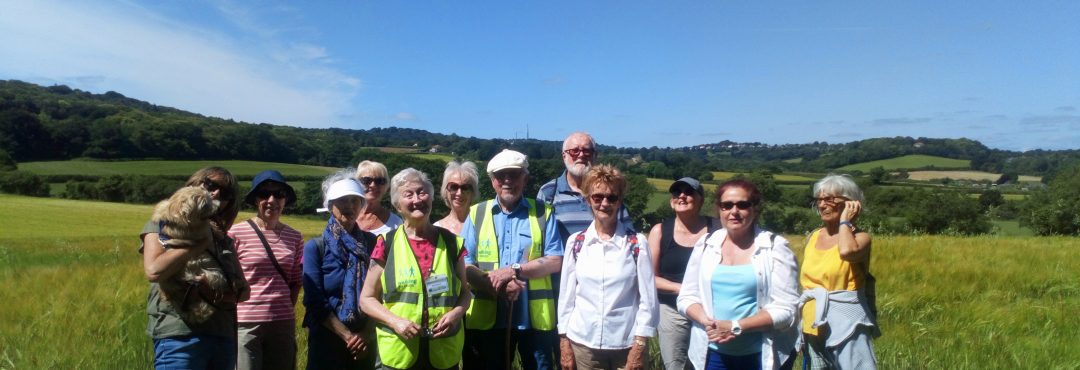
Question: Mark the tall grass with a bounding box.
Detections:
[1,194,1077,369]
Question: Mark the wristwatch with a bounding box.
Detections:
[512,263,522,280]
[730,320,742,336]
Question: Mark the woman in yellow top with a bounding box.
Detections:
[800,174,878,369]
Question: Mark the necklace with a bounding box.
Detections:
[253,218,283,244]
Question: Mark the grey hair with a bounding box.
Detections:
[562,131,597,151]
[321,168,366,211]
[811,173,865,212]
[389,168,435,213]
[440,161,480,207]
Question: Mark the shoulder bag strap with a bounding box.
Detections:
[247,219,290,285]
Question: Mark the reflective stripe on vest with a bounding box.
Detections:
[464,199,556,331]
[377,228,464,369]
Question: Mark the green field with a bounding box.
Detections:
[19,160,339,178]
[406,152,456,162]
[3,194,1077,369]
[711,171,818,183]
[840,155,971,172]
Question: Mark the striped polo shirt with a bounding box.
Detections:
[537,171,634,237]
[228,220,304,323]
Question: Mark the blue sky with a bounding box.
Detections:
[2,1,1078,151]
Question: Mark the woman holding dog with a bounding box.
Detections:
[677,179,799,370]
[355,160,403,235]
[799,174,878,369]
[303,169,380,369]
[228,170,304,370]
[360,168,471,370]
[140,166,250,369]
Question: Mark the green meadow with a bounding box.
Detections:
[19,160,339,178]
[839,154,971,172]
[2,194,1077,369]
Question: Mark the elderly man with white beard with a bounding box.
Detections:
[538,132,634,237]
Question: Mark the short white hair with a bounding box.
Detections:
[389,168,435,213]
[812,173,865,213]
[321,168,365,211]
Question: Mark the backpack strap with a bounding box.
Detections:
[572,231,640,262]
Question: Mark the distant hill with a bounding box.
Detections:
[2,79,1079,177]
[839,154,970,171]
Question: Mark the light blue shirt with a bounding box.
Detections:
[462,196,564,330]
[710,264,763,356]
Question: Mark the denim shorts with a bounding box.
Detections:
[153,335,236,369]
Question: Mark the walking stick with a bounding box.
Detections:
[506,296,514,369]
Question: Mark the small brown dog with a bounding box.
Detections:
[151,186,229,323]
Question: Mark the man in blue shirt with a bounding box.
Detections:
[461,149,564,370]
[538,132,634,237]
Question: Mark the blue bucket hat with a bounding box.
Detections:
[245,170,297,206]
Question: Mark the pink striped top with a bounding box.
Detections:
[228,220,304,323]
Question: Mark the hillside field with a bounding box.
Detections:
[1,194,1076,369]
[19,160,338,178]
[907,170,1042,183]
[840,154,970,172]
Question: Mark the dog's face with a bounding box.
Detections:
[164,186,219,226]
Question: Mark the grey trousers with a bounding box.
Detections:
[657,304,693,370]
[236,319,297,370]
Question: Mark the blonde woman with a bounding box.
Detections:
[355,160,403,235]
[433,161,480,236]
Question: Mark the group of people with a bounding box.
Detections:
[140,133,879,370]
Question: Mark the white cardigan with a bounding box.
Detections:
[676,227,800,370]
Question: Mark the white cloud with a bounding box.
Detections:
[0,0,359,127]
[393,112,418,121]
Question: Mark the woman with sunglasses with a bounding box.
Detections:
[355,160,403,235]
[678,179,799,370]
[140,166,250,369]
[303,169,380,369]
[360,168,471,370]
[648,177,719,370]
[799,174,878,369]
[228,170,304,370]
[433,161,480,236]
[557,165,657,370]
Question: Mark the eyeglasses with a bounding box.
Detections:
[447,182,473,193]
[402,190,430,200]
[718,200,755,211]
[255,188,289,200]
[813,196,848,205]
[201,178,231,195]
[564,147,595,158]
[589,193,621,204]
[493,169,524,181]
[670,186,696,197]
[358,177,387,186]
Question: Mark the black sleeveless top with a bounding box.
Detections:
[657,216,717,307]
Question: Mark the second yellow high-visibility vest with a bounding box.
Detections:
[464,199,556,331]
[376,228,464,369]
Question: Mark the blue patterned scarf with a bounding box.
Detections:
[322,216,369,327]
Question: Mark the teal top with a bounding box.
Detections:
[710,264,763,356]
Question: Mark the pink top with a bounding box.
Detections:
[228,221,304,323]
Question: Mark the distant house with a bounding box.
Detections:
[429,145,442,153]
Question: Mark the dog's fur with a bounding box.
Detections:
[150,186,228,323]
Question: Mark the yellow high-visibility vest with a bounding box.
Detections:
[463,199,556,331]
[376,228,464,369]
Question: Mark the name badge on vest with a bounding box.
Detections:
[426,274,450,295]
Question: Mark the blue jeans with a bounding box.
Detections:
[154,335,236,370]
[463,328,557,370]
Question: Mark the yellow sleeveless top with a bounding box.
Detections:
[800,228,864,335]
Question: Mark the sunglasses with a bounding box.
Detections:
[358,176,387,186]
[255,188,289,200]
[493,169,525,181]
[564,147,595,158]
[201,178,231,195]
[589,193,621,204]
[813,196,849,205]
[718,200,755,211]
[670,186,696,197]
[447,182,473,193]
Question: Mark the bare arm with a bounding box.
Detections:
[648,223,681,295]
[838,200,872,263]
[142,232,207,282]
[520,255,562,279]
[466,265,497,296]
